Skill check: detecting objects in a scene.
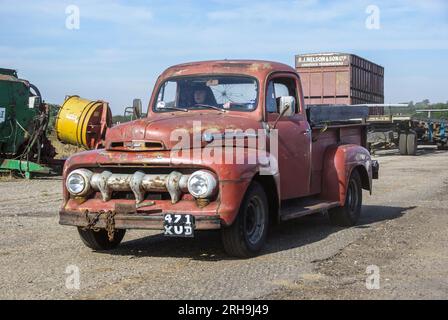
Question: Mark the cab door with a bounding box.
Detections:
[265,74,311,200]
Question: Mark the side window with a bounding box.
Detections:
[157,81,178,108]
[266,81,277,113]
[266,77,299,114]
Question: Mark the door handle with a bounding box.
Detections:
[303,128,311,135]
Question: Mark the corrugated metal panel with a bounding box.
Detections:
[323,72,335,96]
[310,73,323,97]
[336,71,350,96]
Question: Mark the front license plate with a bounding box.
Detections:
[163,214,195,237]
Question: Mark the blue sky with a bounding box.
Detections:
[1,0,447,114]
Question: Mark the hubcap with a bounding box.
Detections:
[244,196,265,245]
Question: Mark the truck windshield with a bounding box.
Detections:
[154,75,258,112]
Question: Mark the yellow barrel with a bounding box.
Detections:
[55,96,112,149]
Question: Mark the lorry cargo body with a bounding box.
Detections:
[296,53,384,108]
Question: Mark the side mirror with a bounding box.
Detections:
[132,98,142,118]
[277,96,295,117]
[272,96,295,129]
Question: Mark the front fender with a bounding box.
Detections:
[320,144,373,205]
[213,147,280,226]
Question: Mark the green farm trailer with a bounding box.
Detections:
[0,68,56,178]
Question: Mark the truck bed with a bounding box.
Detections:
[307,105,369,125]
[307,107,369,195]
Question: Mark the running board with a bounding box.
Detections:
[279,199,340,222]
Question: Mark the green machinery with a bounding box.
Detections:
[0,68,56,178]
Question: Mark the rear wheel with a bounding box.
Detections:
[437,143,447,150]
[77,228,126,250]
[221,182,269,258]
[406,132,417,155]
[329,170,362,227]
[399,133,407,155]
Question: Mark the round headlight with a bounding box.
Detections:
[66,169,92,196]
[187,170,217,199]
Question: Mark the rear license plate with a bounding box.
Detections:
[163,214,195,237]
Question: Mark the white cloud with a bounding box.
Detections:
[207,0,353,23]
[1,0,447,110]
[0,0,153,25]
[80,1,153,25]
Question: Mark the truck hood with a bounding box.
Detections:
[104,113,262,151]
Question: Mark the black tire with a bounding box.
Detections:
[406,133,417,155]
[329,170,362,227]
[77,228,126,250]
[399,133,407,155]
[221,181,269,258]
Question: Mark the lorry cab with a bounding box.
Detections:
[60,60,379,258]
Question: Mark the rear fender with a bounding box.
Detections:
[320,144,373,205]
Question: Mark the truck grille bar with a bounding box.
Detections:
[89,171,189,204]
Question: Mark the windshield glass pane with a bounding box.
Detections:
[154,75,258,112]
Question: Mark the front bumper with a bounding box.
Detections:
[59,210,222,230]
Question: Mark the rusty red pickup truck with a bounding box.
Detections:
[60,60,379,258]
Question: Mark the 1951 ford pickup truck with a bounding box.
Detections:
[59,60,379,258]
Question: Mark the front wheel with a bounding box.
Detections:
[78,228,126,250]
[329,170,362,227]
[221,182,269,258]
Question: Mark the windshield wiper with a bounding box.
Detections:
[190,104,227,112]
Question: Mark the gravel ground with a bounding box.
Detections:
[0,147,447,299]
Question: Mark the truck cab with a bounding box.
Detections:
[60,60,378,257]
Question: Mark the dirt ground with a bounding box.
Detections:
[0,146,447,299]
